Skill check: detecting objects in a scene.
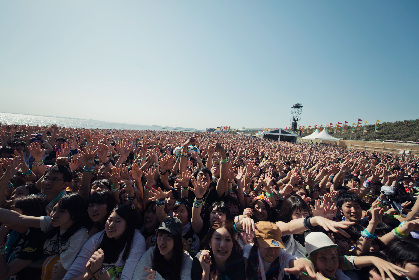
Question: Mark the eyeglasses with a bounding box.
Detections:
[43,176,63,182]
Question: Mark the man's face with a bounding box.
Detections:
[341,201,362,222]
[41,172,66,202]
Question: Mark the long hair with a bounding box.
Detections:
[245,240,281,280]
[99,204,140,263]
[47,193,87,242]
[86,191,117,230]
[203,221,242,273]
[152,230,184,280]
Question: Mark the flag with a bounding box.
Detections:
[358,118,362,122]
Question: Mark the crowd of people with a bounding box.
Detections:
[0,123,418,280]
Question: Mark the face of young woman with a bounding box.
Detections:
[210,208,227,226]
[50,204,73,230]
[253,201,268,221]
[144,204,159,230]
[105,211,127,240]
[88,203,108,223]
[157,231,175,260]
[210,227,233,263]
[90,183,108,195]
[259,246,281,263]
[291,208,309,220]
[341,201,362,222]
[173,204,188,226]
[314,248,339,279]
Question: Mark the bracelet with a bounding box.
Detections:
[126,193,136,201]
[343,255,352,270]
[193,197,204,208]
[33,160,44,167]
[392,222,409,238]
[92,266,107,280]
[91,265,103,276]
[22,170,32,175]
[220,158,227,164]
[156,199,165,207]
[361,229,377,240]
[345,255,359,270]
[160,169,169,175]
[233,223,242,233]
[83,166,94,173]
[265,192,274,198]
[181,187,189,192]
[0,245,7,254]
[303,216,315,231]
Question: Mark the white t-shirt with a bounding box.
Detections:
[243,244,296,280]
[40,216,89,270]
[63,229,146,280]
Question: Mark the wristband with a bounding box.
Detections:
[92,266,107,280]
[345,255,359,270]
[361,229,377,240]
[22,170,32,176]
[83,166,94,173]
[126,193,136,201]
[0,245,7,254]
[303,216,315,230]
[160,169,169,175]
[220,158,227,164]
[265,192,274,198]
[392,222,409,238]
[233,223,242,233]
[156,200,165,207]
[91,265,103,276]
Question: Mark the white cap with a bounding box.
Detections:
[305,232,338,256]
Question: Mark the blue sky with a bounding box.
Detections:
[1,0,418,130]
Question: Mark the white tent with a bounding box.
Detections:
[302,129,320,139]
[314,129,340,141]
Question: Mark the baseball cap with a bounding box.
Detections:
[255,221,285,249]
[158,217,182,236]
[305,232,338,256]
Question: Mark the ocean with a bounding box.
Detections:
[0,112,200,132]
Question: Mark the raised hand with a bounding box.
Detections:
[56,142,70,158]
[189,176,208,199]
[130,163,144,181]
[69,156,81,172]
[149,187,171,202]
[28,142,45,161]
[160,155,175,173]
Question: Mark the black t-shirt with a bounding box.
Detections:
[191,251,246,280]
[7,228,45,280]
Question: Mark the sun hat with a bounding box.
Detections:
[255,221,285,249]
[158,217,183,236]
[305,232,338,256]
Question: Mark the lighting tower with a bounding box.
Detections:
[291,103,303,132]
